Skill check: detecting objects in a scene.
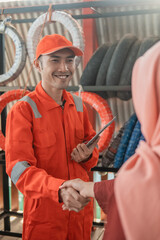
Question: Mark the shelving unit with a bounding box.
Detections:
[92,166,118,173]
[0,0,160,238]
[0,85,131,92]
[1,1,160,23]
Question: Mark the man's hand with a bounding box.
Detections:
[71,136,100,163]
[60,179,95,199]
[59,186,90,212]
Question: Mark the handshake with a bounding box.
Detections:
[58,136,99,212]
[59,179,95,212]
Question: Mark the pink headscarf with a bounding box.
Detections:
[115,42,160,240]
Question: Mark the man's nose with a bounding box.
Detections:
[58,61,68,72]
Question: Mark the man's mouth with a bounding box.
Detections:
[54,75,70,79]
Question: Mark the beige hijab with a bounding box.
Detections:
[115,42,160,240]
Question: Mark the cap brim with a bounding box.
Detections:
[41,46,83,57]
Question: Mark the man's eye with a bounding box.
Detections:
[67,59,74,63]
[51,59,58,62]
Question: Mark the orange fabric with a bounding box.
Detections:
[115,42,160,239]
[36,34,83,60]
[5,81,99,240]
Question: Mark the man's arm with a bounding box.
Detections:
[6,102,64,202]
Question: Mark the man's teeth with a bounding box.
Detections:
[55,75,68,79]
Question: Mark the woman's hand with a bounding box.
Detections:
[60,178,95,199]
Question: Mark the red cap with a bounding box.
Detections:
[35,34,83,60]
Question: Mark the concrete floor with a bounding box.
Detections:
[0,216,22,240]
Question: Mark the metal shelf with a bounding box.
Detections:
[0,231,22,238]
[0,1,160,23]
[0,85,131,92]
[7,8,160,24]
[91,166,119,173]
[93,220,105,227]
[0,1,159,15]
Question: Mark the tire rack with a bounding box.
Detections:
[0,34,23,238]
[0,0,160,237]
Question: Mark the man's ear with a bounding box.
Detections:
[34,59,42,72]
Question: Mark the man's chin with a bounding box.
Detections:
[60,80,71,89]
[57,84,69,90]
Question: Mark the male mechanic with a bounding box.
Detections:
[5,34,99,240]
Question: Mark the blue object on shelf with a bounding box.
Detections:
[123,120,142,163]
[114,113,137,168]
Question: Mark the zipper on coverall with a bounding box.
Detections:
[61,105,70,180]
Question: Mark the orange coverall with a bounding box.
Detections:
[5,82,99,240]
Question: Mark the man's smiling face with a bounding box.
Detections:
[38,48,75,91]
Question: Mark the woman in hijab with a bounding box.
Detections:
[60,42,160,240]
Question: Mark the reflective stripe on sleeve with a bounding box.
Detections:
[71,94,83,112]
[11,161,30,185]
[19,96,42,118]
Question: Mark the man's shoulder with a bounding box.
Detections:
[19,90,37,103]
[69,93,83,112]
[9,90,37,114]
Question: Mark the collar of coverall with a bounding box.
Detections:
[35,81,76,111]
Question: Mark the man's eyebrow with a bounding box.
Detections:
[50,55,75,58]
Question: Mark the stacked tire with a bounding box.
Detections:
[80,34,160,100]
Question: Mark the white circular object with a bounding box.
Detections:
[27,11,85,66]
[0,25,26,85]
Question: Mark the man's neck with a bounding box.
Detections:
[41,83,63,105]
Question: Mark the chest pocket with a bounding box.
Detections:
[74,114,84,146]
[33,129,56,148]
[75,126,84,142]
[33,129,57,169]
[71,93,84,145]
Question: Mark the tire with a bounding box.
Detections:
[106,34,137,98]
[95,42,117,98]
[96,43,116,86]
[80,44,109,86]
[0,25,26,85]
[117,40,141,100]
[27,11,84,67]
[74,92,115,152]
[137,36,160,58]
[0,89,30,150]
